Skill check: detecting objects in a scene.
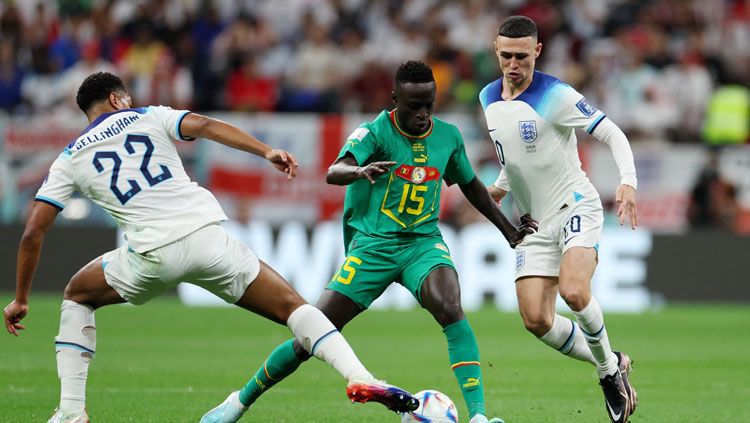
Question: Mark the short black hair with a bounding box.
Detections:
[395,60,434,86]
[76,72,127,113]
[498,15,537,38]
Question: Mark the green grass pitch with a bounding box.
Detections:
[1,294,748,422]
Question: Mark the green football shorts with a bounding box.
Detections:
[326,234,456,309]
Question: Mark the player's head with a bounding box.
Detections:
[495,16,542,89]
[76,72,132,117]
[392,60,436,136]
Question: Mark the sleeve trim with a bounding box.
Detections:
[175,111,195,141]
[586,114,606,134]
[35,196,64,210]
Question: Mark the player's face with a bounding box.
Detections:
[495,36,542,88]
[392,82,436,135]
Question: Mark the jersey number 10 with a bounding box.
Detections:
[92,134,173,205]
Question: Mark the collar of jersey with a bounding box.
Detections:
[499,70,544,103]
[388,109,433,140]
[79,107,147,137]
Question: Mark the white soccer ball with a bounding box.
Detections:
[401,390,459,423]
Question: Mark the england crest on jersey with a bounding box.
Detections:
[518,120,537,143]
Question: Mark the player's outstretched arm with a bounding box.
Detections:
[179,113,298,179]
[589,117,638,229]
[4,201,59,336]
[326,155,396,186]
[459,177,537,248]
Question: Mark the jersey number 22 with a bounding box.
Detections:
[92,134,172,205]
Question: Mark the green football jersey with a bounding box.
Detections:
[338,110,476,251]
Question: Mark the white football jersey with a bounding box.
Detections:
[480,71,605,222]
[36,106,227,253]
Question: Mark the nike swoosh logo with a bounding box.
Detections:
[564,236,576,245]
[606,398,622,421]
[489,128,496,132]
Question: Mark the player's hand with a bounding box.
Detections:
[509,214,538,248]
[616,184,638,229]
[265,149,299,180]
[4,300,28,336]
[356,161,397,184]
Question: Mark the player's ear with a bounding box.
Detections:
[391,90,397,106]
[535,42,542,58]
[109,92,123,110]
[109,92,119,108]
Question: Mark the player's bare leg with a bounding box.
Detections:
[516,276,596,363]
[559,247,633,422]
[51,255,126,423]
[202,264,417,422]
[233,262,371,380]
[420,267,502,423]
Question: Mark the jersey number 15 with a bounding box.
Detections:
[92,134,173,205]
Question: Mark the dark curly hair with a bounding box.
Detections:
[498,16,537,38]
[395,60,434,86]
[76,72,128,113]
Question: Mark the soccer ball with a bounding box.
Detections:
[401,390,459,423]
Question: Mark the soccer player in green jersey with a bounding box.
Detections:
[201,61,536,423]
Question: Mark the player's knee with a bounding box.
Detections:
[276,295,308,323]
[62,280,87,304]
[559,285,589,311]
[522,312,552,337]
[432,303,465,327]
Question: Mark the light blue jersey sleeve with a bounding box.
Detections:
[540,83,606,134]
[148,106,195,141]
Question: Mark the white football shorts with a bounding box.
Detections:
[514,194,603,280]
[103,223,260,305]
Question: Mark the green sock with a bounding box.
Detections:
[444,319,486,419]
[239,339,305,406]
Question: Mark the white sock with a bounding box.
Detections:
[469,414,488,423]
[572,297,618,378]
[286,304,371,381]
[55,300,96,413]
[539,314,596,365]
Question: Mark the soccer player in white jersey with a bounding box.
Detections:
[2,72,418,423]
[479,17,639,423]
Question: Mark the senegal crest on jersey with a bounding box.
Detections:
[395,164,440,184]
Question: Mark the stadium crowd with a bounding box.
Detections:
[1,0,749,145]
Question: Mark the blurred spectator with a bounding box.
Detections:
[0,39,24,113]
[211,13,277,77]
[20,37,63,114]
[145,49,193,109]
[49,13,88,72]
[58,41,116,111]
[0,3,23,43]
[278,22,340,112]
[662,49,714,142]
[702,84,750,146]
[607,28,679,141]
[224,55,278,112]
[190,0,226,111]
[118,23,168,103]
[689,152,739,230]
